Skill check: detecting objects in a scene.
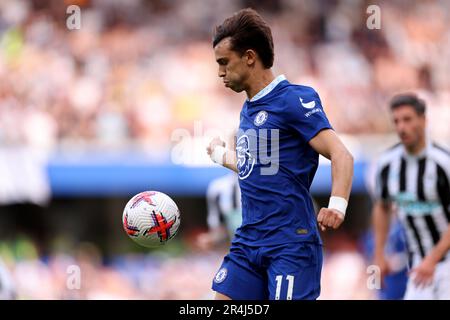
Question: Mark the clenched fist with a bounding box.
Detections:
[207,136,226,163]
[206,136,226,155]
[317,208,345,231]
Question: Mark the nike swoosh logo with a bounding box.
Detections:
[299,97,316,109]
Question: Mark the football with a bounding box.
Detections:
[122,191,181,247]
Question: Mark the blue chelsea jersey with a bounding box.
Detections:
[234,75,332,247]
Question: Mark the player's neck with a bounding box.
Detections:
[245,69,275,101]
[405,137,427,156]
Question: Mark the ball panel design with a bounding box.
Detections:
[122,191,180,247]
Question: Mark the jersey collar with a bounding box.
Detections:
[401,139,432,160]
[249,74,286,102]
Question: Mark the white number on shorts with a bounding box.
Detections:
[275,274,295,300]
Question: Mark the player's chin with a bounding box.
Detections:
[227,83,244,93]
[400,135,413,145]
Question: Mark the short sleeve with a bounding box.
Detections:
[374,160,391,203]
[434,148,450,212]
[285,87,333,142]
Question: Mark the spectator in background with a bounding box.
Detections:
[0,0,448,156]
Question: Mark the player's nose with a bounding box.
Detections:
[395,121,405,131]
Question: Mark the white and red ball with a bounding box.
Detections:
[122,191,180,247]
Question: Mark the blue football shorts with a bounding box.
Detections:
[212,241,323,300]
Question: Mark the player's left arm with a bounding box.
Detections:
[309,129,354,231]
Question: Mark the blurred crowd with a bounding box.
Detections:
[0,0,449,157]
[0,237,221,299]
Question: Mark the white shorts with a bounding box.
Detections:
[404,258,450,300]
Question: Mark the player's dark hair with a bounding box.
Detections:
[213,8,274,69]
[390,93,426,115]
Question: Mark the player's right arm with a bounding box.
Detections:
[207,137,238,173]
[372,200,393,279]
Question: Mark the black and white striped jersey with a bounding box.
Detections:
[375,142,450,262]
[206,174,242,237]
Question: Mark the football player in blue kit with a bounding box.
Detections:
[206,8,354,300]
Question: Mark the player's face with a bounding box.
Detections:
[214,38,249,93]
[392,105,426,148]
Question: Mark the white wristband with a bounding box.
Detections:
[328,196,348,217]
[211,146,227,165]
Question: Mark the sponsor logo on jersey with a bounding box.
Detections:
[299,97,316,109]
[395,192,441,215]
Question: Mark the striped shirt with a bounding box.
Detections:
[375,142,450,263]
[206,174,242,238]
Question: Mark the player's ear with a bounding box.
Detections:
[244,49,257,66]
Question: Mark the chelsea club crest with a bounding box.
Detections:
[254,110,268,126]
[214,268,228,283]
